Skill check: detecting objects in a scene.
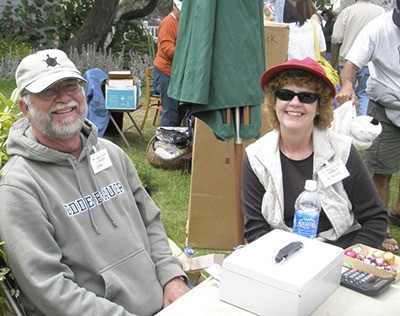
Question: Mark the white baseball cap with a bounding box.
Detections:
[16,49,85,94]
[173,0,182,11]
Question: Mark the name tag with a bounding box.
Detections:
[317,159,349,187]
[90,148,112,174]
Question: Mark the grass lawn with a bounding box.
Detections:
[1,81,399,256]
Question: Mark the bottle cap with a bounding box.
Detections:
[184,246,195,257]
[304,180,317,191]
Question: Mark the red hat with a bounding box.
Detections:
[260,57,336,97]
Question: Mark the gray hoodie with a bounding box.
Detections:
[0,118,184,316]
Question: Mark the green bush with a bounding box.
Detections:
[108,20,157,64]
[0,40,33,59]
[0,40,34,81]
[0,89,22,173]
[0,0,94,48]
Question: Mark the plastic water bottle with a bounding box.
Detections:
[292,180,321,239]
[180,246,195,271]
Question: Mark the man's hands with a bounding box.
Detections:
[336,61,359,105]
[336,82,356,105]
[162,276,190,308]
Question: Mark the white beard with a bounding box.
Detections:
[28,100,88,140]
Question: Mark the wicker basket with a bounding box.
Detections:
[146,136,192,170]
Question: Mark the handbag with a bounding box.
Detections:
[311,20,339,88]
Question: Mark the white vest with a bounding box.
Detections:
[245,128,361,242]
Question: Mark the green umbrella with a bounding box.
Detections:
[168,0,266,244]
[168,0,265,141]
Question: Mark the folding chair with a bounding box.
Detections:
[140,67,162,131]
[0,242,26,316]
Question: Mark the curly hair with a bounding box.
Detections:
[264,70,334,130]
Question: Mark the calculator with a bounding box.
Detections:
[340,266,395,296]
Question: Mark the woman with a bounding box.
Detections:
[295,0,320,23]
[284,0,326,60]
[321,9,336,61]
[241,58,387,249]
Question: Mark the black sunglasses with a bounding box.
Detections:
[275,89,319,104]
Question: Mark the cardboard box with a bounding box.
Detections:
[187,111,273,250]
[186,21,289,251]
[105,74,140,110]
[219,230,343,316]
[343,244,400,282]
[264,21,289,69]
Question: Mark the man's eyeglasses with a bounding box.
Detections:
[38,80,83,101]
[275,89,319,104]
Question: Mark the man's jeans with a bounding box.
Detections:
[355,66,370,116]
[153,67,187,127]
[339,65,370,115]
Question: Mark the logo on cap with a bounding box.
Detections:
[44,55,60,67]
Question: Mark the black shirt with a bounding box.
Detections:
[241,145,387,249]
[280,151,332,232]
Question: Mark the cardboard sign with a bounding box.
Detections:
[264,21,289,69]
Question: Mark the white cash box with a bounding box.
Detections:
[220,229,344,316]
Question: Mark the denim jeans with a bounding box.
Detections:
[339,65,370,115]
[153,67,187,127]
[355,66,370,116]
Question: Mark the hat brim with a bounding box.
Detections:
[25,71,85,93]
[260,63,336,97]
[173,0,182,11]
[393,8,400,28]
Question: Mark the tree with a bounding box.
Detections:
[0,0,161,52]
[61,0,159,52]
[61,0,119,52]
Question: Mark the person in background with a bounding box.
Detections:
[284,0,326,60]
[295,0,321,24]
[241,57,387,249]
[336,0,400,253]
[268,0,286,22]
[153,0,187,127]
[0,49,189,315]
[331,0,385,116]
[321,9,336,61]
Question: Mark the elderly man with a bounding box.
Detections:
[337,0,400,253]
[0,49,189,315]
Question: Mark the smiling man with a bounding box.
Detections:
[0,49,189,315]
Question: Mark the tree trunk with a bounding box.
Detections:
[61,0,119,52]
[60,0,160,53]
[119,0,159,21]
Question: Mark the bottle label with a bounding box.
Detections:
[293,210,320,239]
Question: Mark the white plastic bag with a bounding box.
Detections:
[330,101,382,151]
[330,101,356,136]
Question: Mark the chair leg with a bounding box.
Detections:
[152,103,161,126]
[140,102,151,131]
